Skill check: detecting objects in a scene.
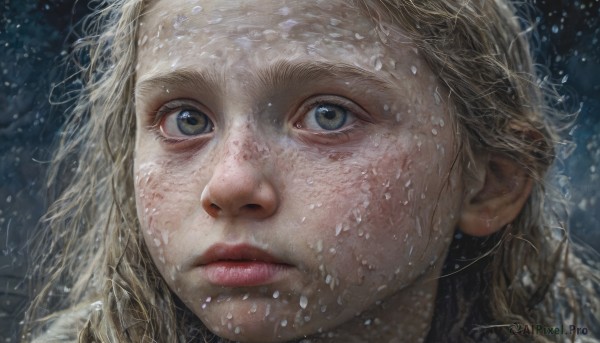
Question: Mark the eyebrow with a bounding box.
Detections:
[136,67,224,100]
[135,60,396,99]
[254,60,397,93]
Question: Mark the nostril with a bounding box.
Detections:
[210,203,221,212]
[244,204,262,211]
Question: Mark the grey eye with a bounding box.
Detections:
[161,108,214,138]
[176,110,213,136]
[311,104,348,130]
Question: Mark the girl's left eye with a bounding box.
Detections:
[160,108,214,138]
[300,103,358,132]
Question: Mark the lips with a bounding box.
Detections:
[197,244,292,287]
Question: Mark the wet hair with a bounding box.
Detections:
[23,0,599,342]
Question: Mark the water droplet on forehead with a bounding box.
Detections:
[411,66,418,75]
[192,6,203,14]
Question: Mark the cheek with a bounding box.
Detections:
[293,135,461,294]
[134,161,206,266]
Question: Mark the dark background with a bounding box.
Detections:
[0,0,598,341]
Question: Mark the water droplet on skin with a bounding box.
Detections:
[208,16,223,24]
[411,65,418,75]
[316,240,323,253]
[234,326,241,334]
[325,274,333,285]
[153,238,161,247]
[273,290,280,299]
[335,223,343,236]
[416,218,423,237]
[243,293,249,300]
[374,57,382,71]
[250,303,258,313]
[281,319,288,327]
[320,305,327,313]
[431,128,438,136]
[384,193,391,200]
[226,312,233,320]
[552,24,559,33]
[192,6,203,14]
[279,19,298,31]
[354,32,364,40]
[433,91,441,105]
[562,75,569,83]
[383,104,390,111]
[139,35,148,46]
[353,208,362,223]
[300,295,308,309]
[161,231,169,245]
[364,319,372,326]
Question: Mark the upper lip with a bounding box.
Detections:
[196,243,288,266]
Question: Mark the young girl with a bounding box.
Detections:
[24,0,599,342]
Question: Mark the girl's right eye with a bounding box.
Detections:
[159,108,214,139]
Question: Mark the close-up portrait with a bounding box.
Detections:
[1,0,599,342]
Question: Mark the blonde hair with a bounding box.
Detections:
[24,0,599,342]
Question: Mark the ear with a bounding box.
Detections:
[459,154,533,237]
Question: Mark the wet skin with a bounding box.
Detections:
[134,0,465,342]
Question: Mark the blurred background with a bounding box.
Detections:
[0,0,598,341]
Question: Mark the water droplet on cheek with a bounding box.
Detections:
[411,65,418,75]
[299,295,308,309]
[334,223,343,236]
[192,5,203,14]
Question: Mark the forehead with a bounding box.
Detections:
[136,0,424,82]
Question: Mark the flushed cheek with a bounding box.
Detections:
[303,142,458,292]
[134,161,205,267]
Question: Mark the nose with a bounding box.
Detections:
[200,139,278,219]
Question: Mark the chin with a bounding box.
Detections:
[196,299,317,343]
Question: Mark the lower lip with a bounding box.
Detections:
[202,261,290,287]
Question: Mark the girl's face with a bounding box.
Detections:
[134,0,464,341]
